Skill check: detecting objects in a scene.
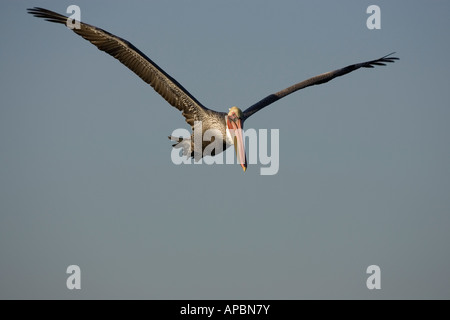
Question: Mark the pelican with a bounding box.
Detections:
[28,7,399,172]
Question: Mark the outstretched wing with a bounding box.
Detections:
[27,7,209,127]
[243,53,399,120]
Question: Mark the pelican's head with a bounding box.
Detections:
[227,106,247,172]
[228,106,243,120]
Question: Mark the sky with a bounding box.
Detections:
[1,0,450,299]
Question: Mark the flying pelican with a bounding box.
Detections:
[28,7,398,172]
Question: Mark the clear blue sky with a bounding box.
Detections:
[1,0,449,299]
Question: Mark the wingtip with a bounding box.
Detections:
[383,52,400,61]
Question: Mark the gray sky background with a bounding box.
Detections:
[1,0,449,299]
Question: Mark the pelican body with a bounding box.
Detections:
[27,7,398,172]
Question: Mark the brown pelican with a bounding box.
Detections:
[28,7,398,172]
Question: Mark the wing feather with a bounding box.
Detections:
[27,7,208,126]
[243,53,399,120]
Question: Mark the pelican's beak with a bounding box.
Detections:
[227,117,247,172]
